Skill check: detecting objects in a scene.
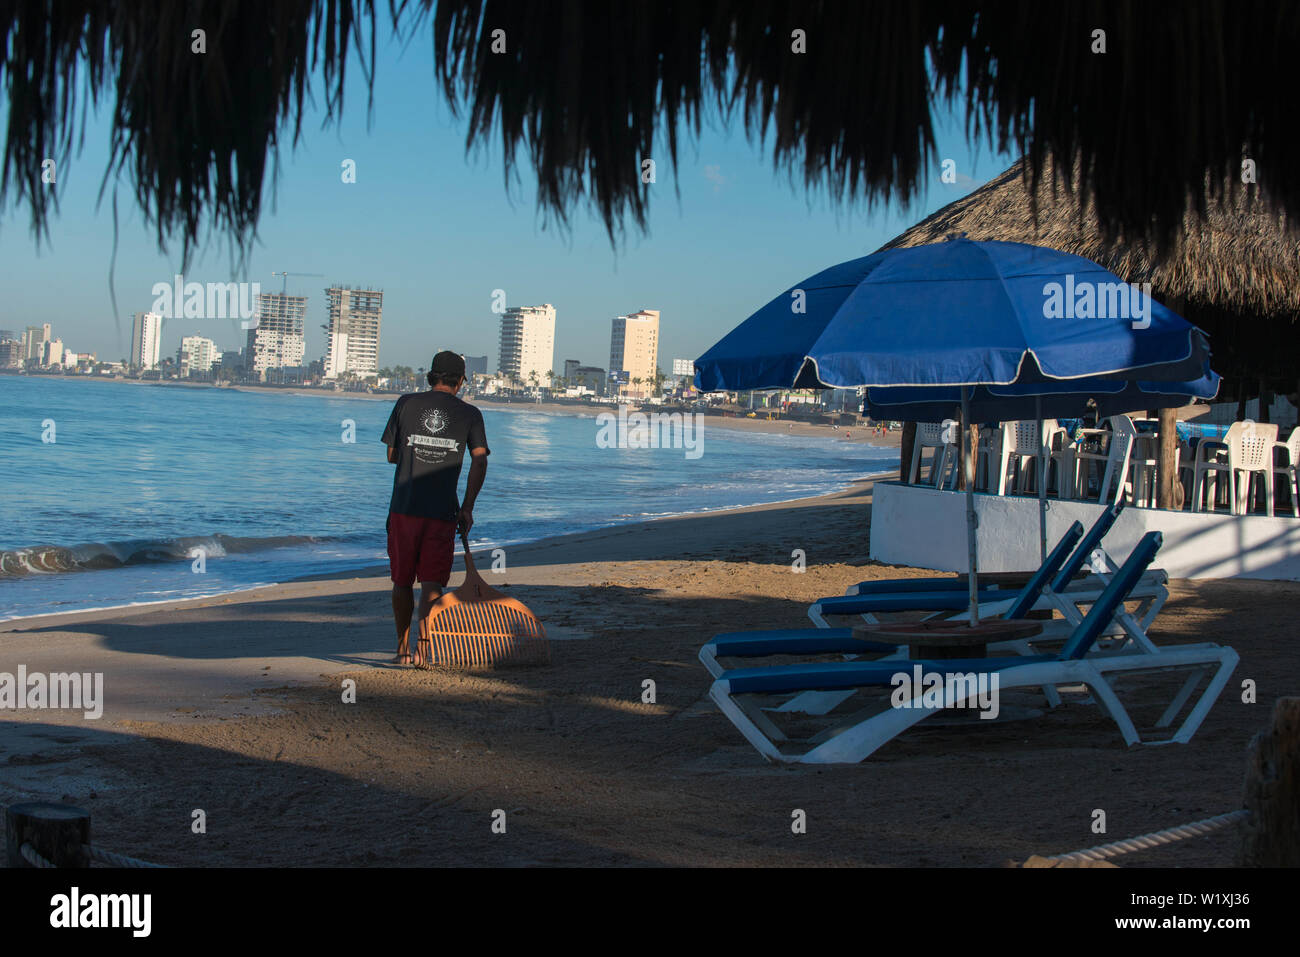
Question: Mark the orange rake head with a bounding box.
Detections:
[418,531,549,669]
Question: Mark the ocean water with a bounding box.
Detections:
[0,376,897,620]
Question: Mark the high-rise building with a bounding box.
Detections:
[247,293,307,380]
[179,335,218,375]
[609,309,660,398]
[41,339,64,367]
[464,355,488,377]
[498,304,556,386]
[323,286,383,379]
[131,312,162,370]
[563,358,581,381]
[0,336,20,368]
[22,324,51,363]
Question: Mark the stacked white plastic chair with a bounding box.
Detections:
[1271,427,1300,518]
[995,419,1060,495]
[1069,416,1136,505]
[909,422,958,488]
[1190,421,1279,515]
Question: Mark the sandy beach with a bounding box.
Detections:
[2,472,1292,868]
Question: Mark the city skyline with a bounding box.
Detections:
[0,21,1015,379]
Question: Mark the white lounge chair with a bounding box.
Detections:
[708,533,1239,764]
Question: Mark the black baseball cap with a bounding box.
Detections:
[430,351,466,377]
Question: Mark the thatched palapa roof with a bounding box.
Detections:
[880,159,1298,388]
[2,1,1298,263]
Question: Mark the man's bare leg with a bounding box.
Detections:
[392,584,415,664]
[413,582,444,668]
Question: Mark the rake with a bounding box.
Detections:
[417,530,550,669]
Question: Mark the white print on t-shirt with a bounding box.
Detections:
[422,410,447,434]
[407,435,459,449]
[410,407,461,463]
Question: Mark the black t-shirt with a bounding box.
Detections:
[381,391,489,520]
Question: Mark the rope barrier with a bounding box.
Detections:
[19,843,55,869]
[83,844,166,869]
[18,841,163,868]
[1048,809,1249,864]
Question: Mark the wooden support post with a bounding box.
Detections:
[965,423,979,492]
[1239,697,1300,866]
[5,802,91,868]
[900,421,917,484]
[1157,408,1180,510]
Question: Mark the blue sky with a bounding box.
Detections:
[0,27,1015,371]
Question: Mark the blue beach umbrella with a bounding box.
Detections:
[694,238,1215,623]
[694,238,1210,393]
[863,371,1221,422]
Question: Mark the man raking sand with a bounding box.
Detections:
[382,351,489,667]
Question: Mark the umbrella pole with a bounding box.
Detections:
[962,386,979,627]
[1037,396,1047,564]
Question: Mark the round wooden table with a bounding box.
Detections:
[852,619,1043,659]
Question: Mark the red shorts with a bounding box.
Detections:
[386,512,457,587]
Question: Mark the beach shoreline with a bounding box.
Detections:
[23,374,899,445]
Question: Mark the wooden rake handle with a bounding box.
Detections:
[459,528,482,583]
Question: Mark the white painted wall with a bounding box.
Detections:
[870,482,1300,581]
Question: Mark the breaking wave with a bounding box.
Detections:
[0,534,325,578]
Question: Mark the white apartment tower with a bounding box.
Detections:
[23,323,52,362]
[179,335,219,375]
[247,293,307,380]
[131,312,162,370]
[609,309,660,398]
[41,339,65,368]
[498,304,556,387]
[323,286,384,379]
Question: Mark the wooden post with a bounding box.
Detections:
[1156,407,1180,510]
[966,423,979,492]
[1239,697,1300,866]
[5,802,91,868]
[900,422,917,484]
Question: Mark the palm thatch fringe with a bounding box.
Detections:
[2,1,1297,262]
[882,159,1299,320]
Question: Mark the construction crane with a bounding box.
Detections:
[271,271,324,294]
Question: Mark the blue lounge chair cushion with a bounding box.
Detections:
[720,655,1059,695]
[816,589,1008,615]
[709,629,897,657]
